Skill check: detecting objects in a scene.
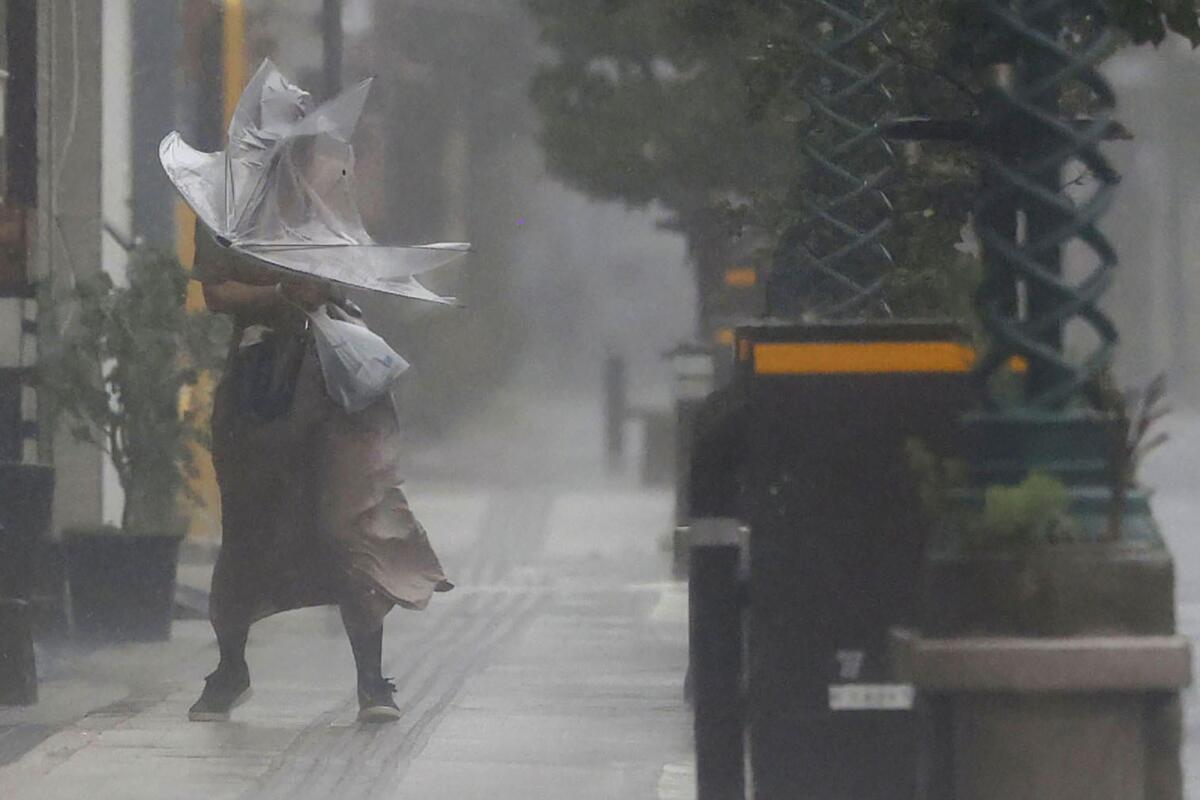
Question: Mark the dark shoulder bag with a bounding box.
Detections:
[233,331,308,422]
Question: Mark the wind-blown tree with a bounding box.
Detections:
[528,0,1200,322]
[527,0,988,321]
[527,0,799,332]
[675,0,994,317]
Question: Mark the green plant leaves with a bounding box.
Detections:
[36,247,230,536]
[979,472,1078,546]
[1109,0,1200,47]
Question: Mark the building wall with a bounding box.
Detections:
[131,0,179,249]
[36,0,105,534]
[1103,40,1200,405]
[0,2,39,466]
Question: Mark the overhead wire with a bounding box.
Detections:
[47,0,83,335]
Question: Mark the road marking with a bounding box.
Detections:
[649,583,689,626]
[657,758,697,800]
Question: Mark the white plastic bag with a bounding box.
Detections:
[308,304,410,413]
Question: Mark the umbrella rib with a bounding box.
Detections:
[242,242,470,251]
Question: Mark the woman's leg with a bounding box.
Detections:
[345,623,384,686]
[340,596,399,722]
[206,539,257,678]
[192,385,257,720]
[215,621,251,676]
[189,552,255,721]
[188,620,253,721]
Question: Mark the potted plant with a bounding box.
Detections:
[897,373,1185,800]
[904,382,1175,642]
[36,247,228,641]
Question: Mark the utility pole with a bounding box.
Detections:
[321,0,342,98]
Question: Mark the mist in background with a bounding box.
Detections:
[1105,38,1200,403]
[200,0,697,441]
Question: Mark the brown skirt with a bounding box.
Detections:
[208,333,451,634]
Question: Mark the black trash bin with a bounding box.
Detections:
[735,321,979,800]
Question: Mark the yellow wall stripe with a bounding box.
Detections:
[181,1,247,542]
[222,0,246,126]
[177,202,204,309]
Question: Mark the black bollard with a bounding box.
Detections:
[689,518,746,800]
[603,355,627,470]
[0,598,37,705]
[0,464,56,601]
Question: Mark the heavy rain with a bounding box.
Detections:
[0,1,1199,799]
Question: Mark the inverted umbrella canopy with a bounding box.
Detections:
[160,59,469,304]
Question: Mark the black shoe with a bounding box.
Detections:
[188,665,252,722]
[357,676,401,723]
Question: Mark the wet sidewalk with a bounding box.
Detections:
[1142,410,1200,798]
[0,460,695,799]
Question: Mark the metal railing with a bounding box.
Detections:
[767,0,897,319]
[972,0,1119,409]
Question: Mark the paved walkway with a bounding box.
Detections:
[1142,409,1200,798]
[0,391,696,799]
[10,391,1196,799]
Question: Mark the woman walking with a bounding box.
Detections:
[185,224,453,723]
[160,61,462,724]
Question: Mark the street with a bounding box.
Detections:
[0,393,695,800]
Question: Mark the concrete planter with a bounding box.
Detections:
[920,540,1176,638]
[898,536,1190,800]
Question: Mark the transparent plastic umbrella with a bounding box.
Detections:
[159,59,468,304]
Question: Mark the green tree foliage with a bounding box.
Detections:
[978,472,1079,546]
[528,1,797,216]
[527,0,1199,320]
[1111,0,1200,46]
[36,250,230,536]
[526,0,800,328]
[706,0,983,316]
[905,438,1086,547]
[526,0,984,318]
